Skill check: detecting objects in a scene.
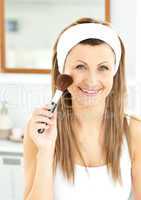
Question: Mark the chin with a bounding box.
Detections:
[73,93,105,108]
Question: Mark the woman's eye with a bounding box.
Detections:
[75,64,86,69]
[99,65,109,70]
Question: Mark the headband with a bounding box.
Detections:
[56,23,121,76]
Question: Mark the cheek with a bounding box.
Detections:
[104,78,113,95]
[67,76,82,95]
[68,72,83,88]
[67,81,79,94]
[63,70,82,94]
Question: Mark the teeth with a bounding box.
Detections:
[81,88,99,94]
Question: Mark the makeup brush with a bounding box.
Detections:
[37,74,73,134]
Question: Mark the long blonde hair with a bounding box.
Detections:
[51,17,131,185]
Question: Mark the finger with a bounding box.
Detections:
[34,116,54,125]
[36,110,54,118]
[35,125,49,135]
[33,107,53,118]
[34,122,49,130]
[30,123,48,139]
[32,107,43,115]
[32,108,48,115]
[51,111,57,121]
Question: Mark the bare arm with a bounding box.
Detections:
[25,148,55,200]
[23,106,57,200]
[23,124,37,199]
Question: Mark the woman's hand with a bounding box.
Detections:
[27,105,58,152]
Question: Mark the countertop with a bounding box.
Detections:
[0,139,23,156]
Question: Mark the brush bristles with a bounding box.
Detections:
[56,74,73,91]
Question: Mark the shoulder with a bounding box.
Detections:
[124,112,141,163]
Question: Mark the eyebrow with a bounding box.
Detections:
[76,60,110,66]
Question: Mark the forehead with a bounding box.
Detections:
[65,43,115,65]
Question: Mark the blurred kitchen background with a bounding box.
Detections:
[0,0,139,199]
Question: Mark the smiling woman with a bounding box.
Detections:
[23,17,140,200]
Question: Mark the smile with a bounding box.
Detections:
[78,87,103,96]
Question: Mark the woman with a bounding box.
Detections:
[23,17,141,200]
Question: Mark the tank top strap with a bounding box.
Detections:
[124,111,131,125]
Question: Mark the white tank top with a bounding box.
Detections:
[53,120,132,200]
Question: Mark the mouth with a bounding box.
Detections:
[78,87,103,96]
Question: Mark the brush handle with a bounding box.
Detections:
[37,90,62,134]
[37,102,57,134]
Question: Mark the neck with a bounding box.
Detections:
[72,101,105,128]
[71,101,106,143]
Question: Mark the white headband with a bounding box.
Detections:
[56,23,121,76]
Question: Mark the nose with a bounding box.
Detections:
[85,70,100,86]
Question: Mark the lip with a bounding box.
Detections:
[78,87,102,96]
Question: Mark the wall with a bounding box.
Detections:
[111,0,140,117]
[111,0,136,81]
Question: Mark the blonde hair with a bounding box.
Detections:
[51,17,131,185]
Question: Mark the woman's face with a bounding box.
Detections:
[63,43,115,108]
